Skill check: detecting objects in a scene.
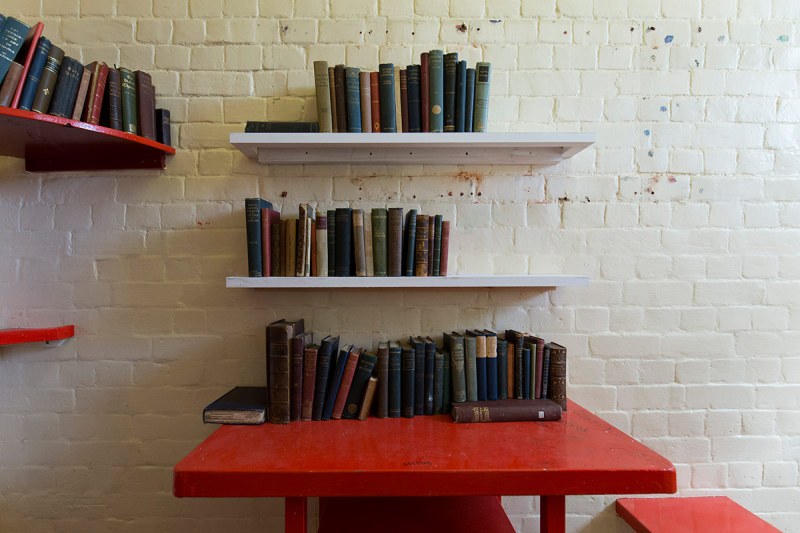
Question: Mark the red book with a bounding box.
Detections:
[420,52,430,132]
[10,22,44,108]
[369,71,381,132]
[83,61,109,125]
[301,344,319,421]
[331,348,361,419]
[439,221,450,276]
[261,207,280,276]
[399,69,408,133]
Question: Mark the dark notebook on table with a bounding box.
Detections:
[203,386,266,425]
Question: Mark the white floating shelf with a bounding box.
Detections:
[226,275,589,289]
[230,132,595,165]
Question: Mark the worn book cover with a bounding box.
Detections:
[203,386,266,425]
[452,399,562,423]
[267,318,305,424]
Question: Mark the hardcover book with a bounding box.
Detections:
[369,71,381,132]
[423,337,436,415]
[316,214,328,278]
[313,60,332,132]
[335,208,353,277]
[403,209,417,277]
[333,64,346,132]
[290,332,312,421]
[0,61,23,106]
[414,214,429,277]
[462,331,478,402]
[468,330,488,401]
[410,336,425,415]
[432,215,443,276]
[119,67,138,134]
[352,209,367,277]
[364,209,374,277]
[483,330,499,401]
[497,338,508,400]
[505,330,525,399]
[439,221,450,276]
[101,67,122,130]
[375,342,389,418]
[358,377,378,420]
[156,109,171,145]
[342,351,378,419]
[371,208,388,276]
[267,318,304,424]
[399,68,408,133]
[473,62,491,132]
[443,52,458,132]
[387,207,403,277]
[378,63,396,132]
[17,35,51,111]
[408,64,423,132]
[9,22,44,109]
[442,346,452,413]
[388,341,402,418]
[0,17,30,87]
[455,60,467,132]
[328,66,337,132]
[322,343,353,420]
[427,215,435,276]
[48,57,83,118]
[400,341,415,418]
[30,44,63,113]
[546,342,567,411]
[359,70,371,133]
[451,399,563,423]
[444,332,466,403]
[428,49,444,132]
[531,335,545,399]
[301,343,319,421]
[203,386,267,425]
[393,66,402,132]
[464,68,475,133]
[522,344,532,400]
[327,209,336,276]
[420,52,430,132]
[344,67,362,133]
[311,335,340,421]
[331,347,361,419]
[82,61,108,124]
[71,64,93,119]
[135,70,156,140]
[245,198,273,277]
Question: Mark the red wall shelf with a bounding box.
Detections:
[0,106,175,172]
[0,325,75,345]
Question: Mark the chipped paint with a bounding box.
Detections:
[664,35,674,44]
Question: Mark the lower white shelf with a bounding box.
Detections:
[226,275,589,289]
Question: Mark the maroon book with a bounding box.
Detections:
[420,52,430,132]
[370,71,381,132]
[399,69,408,133]
[83,61,109,125]
[333,64,346,132]
[439,220,450,276]
[301,343,319,421]
[135,70,156,140]
[451,399,562,423]
[427,215,435,276]
[331,348,361,419]
[261,207,280,276]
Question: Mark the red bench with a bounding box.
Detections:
[616,496,781,533]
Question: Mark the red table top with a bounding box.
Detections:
[174,401,676,498]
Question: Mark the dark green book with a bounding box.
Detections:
[462,332,478,402]
[455,60,467,132]
[335,208,352,277]
[423,337,436,415]
[371,208,388,276]
[376,342,389,418]
[388,341,402,418]
[311,335,339,421]
[119,67,138,134]
[403,209,417,277]
[442,346,452,413]
[432,215,443,276]
[473,62,491,132]
[443,52,458,132]
[497,338,508,400]
[0,17,30,85]
[433,348,444,415]
[406,64,421,132]
[327,209,336,277]
[410,336,425,415]
[30,44,64,113]
[344,67,362,132]
[400,341,415,418]
[342,351,378,419]
[428,50,444,132]
[245,121,319,132]
[444,332,466,403]
[464,68,475,133]
[245,198,273,277]
[378,63,396,132]
[48,57,83,118]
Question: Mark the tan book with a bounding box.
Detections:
[359,71,371,133]
[358,376,378,420]
[393,65,402,133]
[353,209,367,277]
[313,60,332,132]
[70,67,92,120]
[328,66,338,133]
[364,211,374,277]
[285,218,296,277]
[316,214,328,277]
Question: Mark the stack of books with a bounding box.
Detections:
[245,198,451,278]
[203,323,568,425]
[0,14,170,145]
[244,52,491,134]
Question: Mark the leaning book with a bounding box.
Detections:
[202,386,267,425]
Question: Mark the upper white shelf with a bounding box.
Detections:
[229,132,596,165]
[226,275,589,289]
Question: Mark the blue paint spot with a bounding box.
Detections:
[664,35,674,44]
[779,35,790,43]
[660,106,668,112]
[644,129,651,136]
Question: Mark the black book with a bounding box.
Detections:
[48,57,83,118]
[441,347,452,414]
[400,341,415,418]
[410,336,425,415]
[403,209,417,277]
[322,344,353,420]
[156,108,171,146]
[464,68,475,133]
[541,344,552,399]
[244,121,320,133]
[335,208,353,277]
[455,60,467,132]
[342,351,378,419]
[311,335,339,421]
[433,349,444,415]
[203,386,266,425]
[406,64,421,132]
[388,341,402,418]
[102,67,122,130]
[522,345,532,400]
[497,338,508,400]
[327,209,336,277]
[376,342,390,418]
[443,52,458,132]
[423,337,436,415]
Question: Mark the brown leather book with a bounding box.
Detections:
[529,336,545,399]
[310,219,317,277]
[333,64,346,132]
[267,319,305,424]
[427,215,434,276]
[353,209,367,277]
[506,341,515,399]
[301,343,319,420]
[376,342,389,418]
[290,332,311,421]
[369,71,381,132]
[328,66,338,133]
[296,204,308,277]
[0,62,23,107]
[261,207,280,277]
[136,70,156,140]
[285,218,296,277]
[387,207,403,276]
[451,399,562,423]
[83,61,108,124]
[545,342,567,411]
[399,68,408,133]
[332,347,361,419]
[359,71,371,133]
[420,52,430,132]
[414,214,429,277]
[358,376,378,420]
[439,220,450,276]
[70,67,92,120]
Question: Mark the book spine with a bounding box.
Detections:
[334,208,353,276]
[388,344,402,418]
[342,352,377,419]
[104,68,122,130]
[475,334,487,401]
[285,218,296,277]
[311,340,336,421]
[326,209,336,276]
[301,345,318,421]
[541,346,551,399]
[535,339,545,399]
[432,215,443,276]
[333,64,346,132]
[464,335,478,402]
[135,71,155,139]
[244,121,320,133]
[359,71,371,133]
[331,351,360,419]
[427,215,434,276]
[399,68,408,133]
[450,337,467,403]
[295,205,307,277]
[387,207,403,277]
[268,324,292,424]
[245,198,264,276]
[344,67,362,133]
[473,62,491,132]
[407,64,421,132]
[428,50,444,132]
[376,344,389,418]
[316,215,328,277]
[424,345,435,415]
[393,66,402,132]
[548,345,567,411]
[358,377,378,420]
[414,213,429,277]
[270,213,282,276]
[290,335,305,421]
[48,58,83,118]
[497,338,508,400]
[413,341,425,415]
[119,67,138,134]
[443,52,458,132]
[420,52,430,132]
[0,62,23,107]
[464,68,475,133]
[371,208,388,276]
[310,218,316,277]
[401,345,415,418]
[451,400,563,423]
[313,60,332,132]
[328,66,338,133]
[378,63,396,132]
[514,335,524,399]
[439,221,450,276]
[30,45,64,113]
[369,71,381,132]
[156,108,171,145]
[322,348,350,420]
[364,210,373,277]
[433,351,444,414]
[403,209,417,277]
[352,209,367,276]
[18,36,51,111]
[442,348,451,413]
[486,335,498,401]
[523,346,532,400]
[455,60,467,132]
[88,64,109,125]
[507,341,515,399]
[0,17,30,84]
[261,208,272,276]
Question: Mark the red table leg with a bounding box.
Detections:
[540,495,566,533]
[285,497,307,533]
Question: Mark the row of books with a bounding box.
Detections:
[255,319,568,425]
[0,14,170,145]
[246,198,451,277]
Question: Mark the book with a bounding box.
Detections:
[434,350,444,414]
[101,67,122,130]
[135,70,156,140]
[156,108,170,145]
[352,209,367,277]
[119,67,137,134]
[245,198,273,277]
[334,208,353,276]
[388,341,402,418]
[410,336,425,415]
[427,215,434,276]
[312,335,339,420]
[484,330,499,401]
[296,204,309,277]
[358,376,378,420]
[30,44,63,113]
[271,213,282,276]
[328,66,337,133]
[439,221,450,276]
[285,218,296,277]
[420,52,430,132]
[407,64,421,132]
[375,342,389,418]
[0,17,30,87]
[70,66,91,120]
[359,70,371,133]
[387,207,403,277]
[371,208,388,276]
[364,211,374,277]
[468,330,487,401]
[443,52,458,132]
[82,61,108,124]
[403,209,417,277]
[378,63,396,132]
[48,57,83,118]
[444,332,466,403]
[473,62,491,132]
[451,399,563,423]
[506,341,515,399]
[267,318,304,424]
[260,206,280,276]
[322,344,353,420]
[462,331,478,402]
[9,22,44,109]
[442,345,452,413]
[291,332,311,421]
[541,344,551,400]
[432,215,443,276]
[455,60,467,132]
[464,68,475,133]
[310,217,316,276]
[344,67,362,133]
[531,336,545,399]
[301,343,319,420]
[326,209,336,276]
[0,61,22,106]
[522,345,532,400]
[333,64,346,132]
[424,337,436,415]
[399,68,408,133]
[369,71,380,132]
[428,49,444,132]
[414,213,429,277]
[332,347,361,419]
[393,65,402,133]
[505,330,524,399]
[497,338,508,400]
[203,386,267,425]
[244,121,319,133]
[546,342,567,411]
[313,60,332,132]
[400,341,415,418]
[316,214,328,277]
[17,35,50,111]
[342,351,377,419]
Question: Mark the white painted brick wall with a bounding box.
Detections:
[0,0,799,531]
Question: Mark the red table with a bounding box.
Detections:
[174,401,676,533]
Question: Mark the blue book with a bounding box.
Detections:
[321,345,353,420]
[245,197,273,277]
[484,330,498,401]
[18,36,51,111]
[311,335,339,421]
[428,50,444,132]
[0,17,30,85]
[388,341,402,418]
[455,60,467,132]
[433,350,444,414]
[522,346,532,400]
[378,63,396,132]
[344,67,362,132]
[473,62,491,132]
